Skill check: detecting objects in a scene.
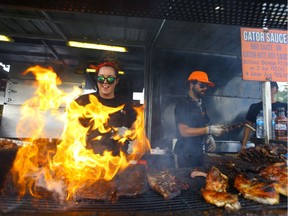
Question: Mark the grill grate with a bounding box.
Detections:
[0,189,287,215]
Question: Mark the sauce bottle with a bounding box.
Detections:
[275,107,288,141]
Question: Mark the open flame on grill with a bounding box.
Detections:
[10,65,151,201]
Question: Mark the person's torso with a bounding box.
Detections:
[75,93,136,128]
[174,95,210,153]
[74,93,137,155]
[247,101,288,123]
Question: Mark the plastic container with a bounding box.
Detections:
[256,110,264,139]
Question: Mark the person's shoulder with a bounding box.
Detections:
[249,101,262,109]
[116,94,133,104]
[176,95,189,103]
[75,92,97,105]
[175,95,190,109]
[274,101,288,109]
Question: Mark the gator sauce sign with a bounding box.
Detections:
[240,28,287,82]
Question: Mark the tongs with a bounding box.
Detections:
[222,122,245,131]
[222,122,256,132]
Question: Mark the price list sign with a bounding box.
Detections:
[240,28,287,82]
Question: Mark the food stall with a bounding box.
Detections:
[0,0,287,215]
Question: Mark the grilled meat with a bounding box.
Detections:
[147,170,182,200]
[201,189,241,211]
[201,166,240,210]
[259,162,288,196]
[205,166,228,192]
[116,164,148,199]
[0,138,19,149]
[76,165,149,201]
[238,144,287,165]
[234,173,279,205]
[75,179,117,200]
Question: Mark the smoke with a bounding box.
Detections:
[30,169,66,202]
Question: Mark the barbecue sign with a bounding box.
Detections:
[240,28,287,82]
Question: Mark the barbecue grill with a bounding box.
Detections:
[0,189,287,215]
[0,146,287,216]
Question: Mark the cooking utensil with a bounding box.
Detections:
[223,122,245,131]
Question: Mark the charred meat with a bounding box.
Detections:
[259,162,288,196]
[234,173,279,205]
[75,179,117,201]
[147,170,182,200]
[238,144,287,165]
[205,166,229,192]
[115,164,148,199]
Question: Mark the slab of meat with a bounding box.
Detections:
[259,162,288,196]
[205,166,228,192]
[75,179,117,201]
[147,170,182,200]
[75,165,149,201]
[201,166,241,211]
[115,164,148,199]
[201,189,241,211]
[234,173,279,205]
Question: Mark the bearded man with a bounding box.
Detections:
[174,71,228,168]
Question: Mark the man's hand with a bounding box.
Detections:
[207,125,228,136]
[205,135,216,152]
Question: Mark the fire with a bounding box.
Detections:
[11,65,150,201]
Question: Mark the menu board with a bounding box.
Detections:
[240,28,287,82]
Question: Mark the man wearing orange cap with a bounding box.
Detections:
[174,71,228,168]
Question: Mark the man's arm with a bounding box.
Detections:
[178,123,208,137]
[178,123,227,137]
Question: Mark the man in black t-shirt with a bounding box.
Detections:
[241,82,287,151]
[174,71,228,168]
[72,61,137,156]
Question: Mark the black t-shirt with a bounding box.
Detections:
[174,95,210,155]
[246,101,288,123]
[74,92,137,155]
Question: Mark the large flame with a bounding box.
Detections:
[11,65,150,201]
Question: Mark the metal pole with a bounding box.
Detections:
[262,81,272,144]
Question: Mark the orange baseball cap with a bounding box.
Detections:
[187,71,215,87]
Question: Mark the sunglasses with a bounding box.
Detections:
[198,83,208,88]
[96,75,116,84]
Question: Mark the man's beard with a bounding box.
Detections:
[192,86,205,98]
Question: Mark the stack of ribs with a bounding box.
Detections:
[200,166,241,211]
[238,144,287,165]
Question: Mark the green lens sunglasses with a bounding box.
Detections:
[96,76,116,84]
